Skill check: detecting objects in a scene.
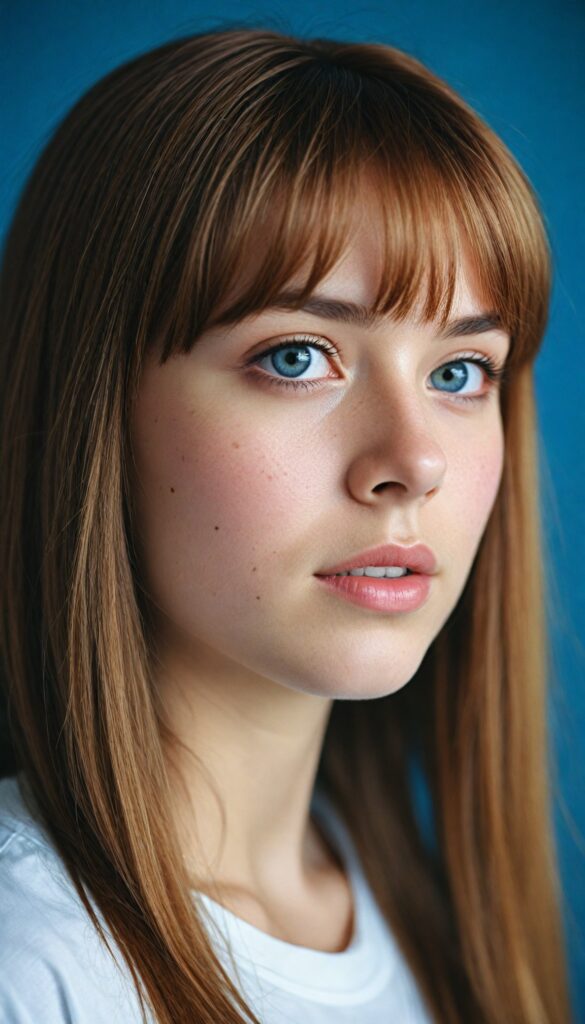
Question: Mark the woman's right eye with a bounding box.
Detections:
[245,336,341,392]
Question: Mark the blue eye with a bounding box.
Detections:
[246,336,339,392]
[429,358,500,403]
[246,336,506,403]
[430,354,507,402]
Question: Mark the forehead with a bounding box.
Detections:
[309,215,488,322]
[218,187,493,332]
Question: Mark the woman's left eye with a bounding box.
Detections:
[245,336,506,404]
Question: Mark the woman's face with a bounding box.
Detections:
[129,206,509,701]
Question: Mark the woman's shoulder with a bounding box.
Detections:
[0,774,150,1023]
[0,773,94,935]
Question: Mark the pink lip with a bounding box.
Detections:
[314,572,432,613]
[314,542,437,577]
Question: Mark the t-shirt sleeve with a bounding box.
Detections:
[1,944,87,1024]
[0,920,151,1024]
[0,840,151,1024]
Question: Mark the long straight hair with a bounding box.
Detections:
[0,26,573,1024]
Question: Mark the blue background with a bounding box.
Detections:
[1,2,584,1019]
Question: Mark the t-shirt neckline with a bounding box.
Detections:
[193,787,397,1002]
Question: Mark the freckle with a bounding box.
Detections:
[252,567,257,572]
[256,595,261,600]
[170,487,175,493]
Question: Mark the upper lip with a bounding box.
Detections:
[315,542,437,576]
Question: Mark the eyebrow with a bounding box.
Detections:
[255,290,506,339]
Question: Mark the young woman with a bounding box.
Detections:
[0,25,573,1024]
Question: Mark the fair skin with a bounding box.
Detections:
[128,196,510,950]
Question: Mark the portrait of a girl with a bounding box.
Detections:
[0,25,574,1024]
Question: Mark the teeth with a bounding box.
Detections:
[334,566,410,578]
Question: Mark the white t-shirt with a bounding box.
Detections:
[0,773,434,1023]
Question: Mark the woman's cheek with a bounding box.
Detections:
[457,433,504,544]
[143,408,308,597]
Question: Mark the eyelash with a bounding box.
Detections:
[245,334,507,404]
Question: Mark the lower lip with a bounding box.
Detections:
[313,573,432,613]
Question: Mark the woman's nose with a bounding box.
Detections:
[344,378,447,504]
